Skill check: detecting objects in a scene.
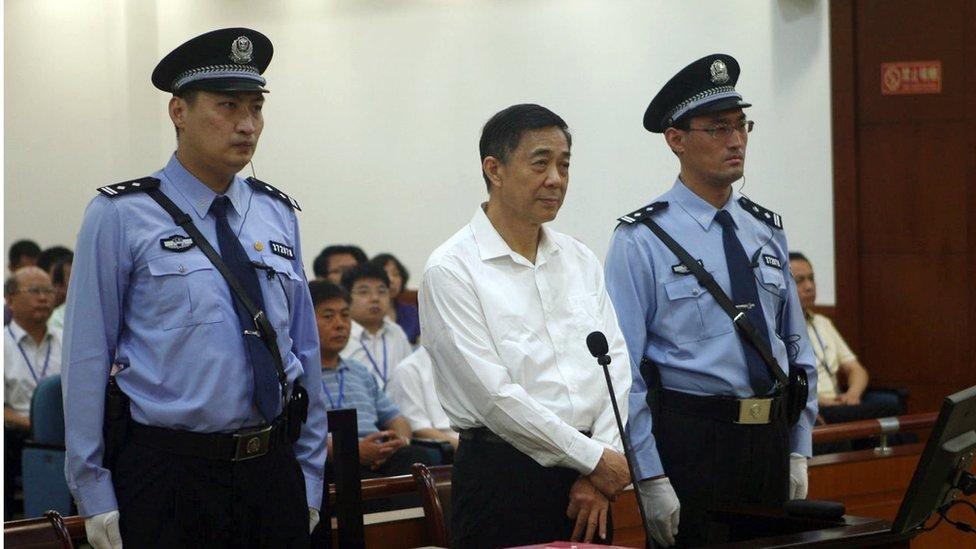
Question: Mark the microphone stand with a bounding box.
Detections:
[597,352,656,549]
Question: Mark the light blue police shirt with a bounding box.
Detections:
[62,154,329,516]
[605,178,818,481]
[321,358,400,438]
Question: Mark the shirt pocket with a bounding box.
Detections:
[146,254,224,330]
[568,292,601,338]
[255,254,302,330]
[757,265,787,318]
[663,274,734,344]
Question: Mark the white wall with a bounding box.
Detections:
[4,0,837,303]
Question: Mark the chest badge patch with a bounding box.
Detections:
[762,254,783,269]
[269,240,295,260]
[160,235,195,253]
[672,259,704,275]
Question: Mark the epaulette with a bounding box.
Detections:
[97,177,160,198]
[617,201,669,224]
[737,196,782,230]
[246,177,301,211]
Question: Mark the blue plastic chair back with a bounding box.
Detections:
[29,375,65,445]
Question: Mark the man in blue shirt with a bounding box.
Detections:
[605,54,818,547]
[62,28,327,548]
[310,280,437,479]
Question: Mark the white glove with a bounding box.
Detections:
[309,507,320,533]
[85,510,123,549]
[789,453,809,499]
[638,477,680,547]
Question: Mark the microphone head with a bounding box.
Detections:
[586,331,610,358]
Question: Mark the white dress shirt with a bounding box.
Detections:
[388,347,456,439]
[805,313,857,400]
[419,206,631,474]
[340,318,413,390]
[4,320,63,415]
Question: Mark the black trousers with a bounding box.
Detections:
[654,406,789,547]
[451,435,613,549]
[113,434,310,548]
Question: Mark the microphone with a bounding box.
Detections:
[586,331,654,549]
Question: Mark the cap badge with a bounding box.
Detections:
[710,59,729,84]
[230,36,254,64]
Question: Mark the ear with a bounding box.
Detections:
[482,156,504,191]
[169,96,187,132]
[664,127,686,154]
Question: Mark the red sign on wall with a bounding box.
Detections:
[881,61,942,95]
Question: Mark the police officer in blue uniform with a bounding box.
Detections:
[605,54,818,547]
[62,28,328,548]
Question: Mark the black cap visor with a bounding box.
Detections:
[674,97,751,126]
[178,78,269,94]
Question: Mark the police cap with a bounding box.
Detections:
[643,53,751,133]
[152,28,273,95]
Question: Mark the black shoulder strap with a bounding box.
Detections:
[143,187,289,398]
[246,177,301,211]
[638,217,788,387]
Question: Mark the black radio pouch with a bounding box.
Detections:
[785,363,809,426]
[103,375,131,471]
[286,382,309,443]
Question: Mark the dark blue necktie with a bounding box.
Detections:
[211,196,279,422]
[714,210,773,396]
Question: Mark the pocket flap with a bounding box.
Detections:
[147,254,213,277]
[664,276,703,301]
[258,254,301,280]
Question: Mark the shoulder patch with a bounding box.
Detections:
[617,201,669,224]
[97,177,160,198]
[737,196,783,230]
[246,177,301,211]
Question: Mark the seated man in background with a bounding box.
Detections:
[5,240,41,326]
[789,252,903,426]
[388,347,458,450]
[310,280,438,480]
[339,263,413,390]
[4,266,62,518]
[313,244,368,284]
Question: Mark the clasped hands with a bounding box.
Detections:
[565,448,631,543]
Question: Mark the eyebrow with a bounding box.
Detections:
[529,148,571,158]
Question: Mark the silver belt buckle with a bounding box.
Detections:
[232,425,274,461]
[735,398,772,424]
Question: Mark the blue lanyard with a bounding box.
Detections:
[322,367,345,409]
[809,322,829,371]
[360,333,388,388]
[8,326,51,383]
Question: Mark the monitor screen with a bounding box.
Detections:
[891,385,976,534]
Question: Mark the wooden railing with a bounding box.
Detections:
[812,412,937,444]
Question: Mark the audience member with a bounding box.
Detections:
[4,266,62,519]
[310,280,438,482]
[371,253,421,344]
[313,245,368,284]
[35,245,72,275]
[8,240,41,272]
[47,255,73,332]
[789,252,903,426]
[339,263,413,390]
[388,347,458,449]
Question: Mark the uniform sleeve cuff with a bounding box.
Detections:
[305,475,325,510]
[73,479,119,518]
[790,424,813,458]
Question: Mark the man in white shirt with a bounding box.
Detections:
[388,347,458,449]
[4,266,63,518]
[340,263,413,390]
[420,104,632,547]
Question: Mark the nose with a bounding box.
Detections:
[544,164,565,187]
[237,114,256,135]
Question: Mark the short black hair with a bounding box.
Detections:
[309,280,350,308]
[340,262,390,292]
[370,253,409,288]
[479,103,572,192]
[51,256,73,286]
[313,245,369,278]
[36,246,73,274]
[788,251,810,264]
[8,240,41,267]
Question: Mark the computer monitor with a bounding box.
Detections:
[891,384,976,534]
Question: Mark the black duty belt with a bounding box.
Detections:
[128,417,287,462]
[660,388,783,425]
[459,427,593,445]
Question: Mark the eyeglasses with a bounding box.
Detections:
[16,286,55,296]
[686,120,754,139]
[351,287,390,298]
